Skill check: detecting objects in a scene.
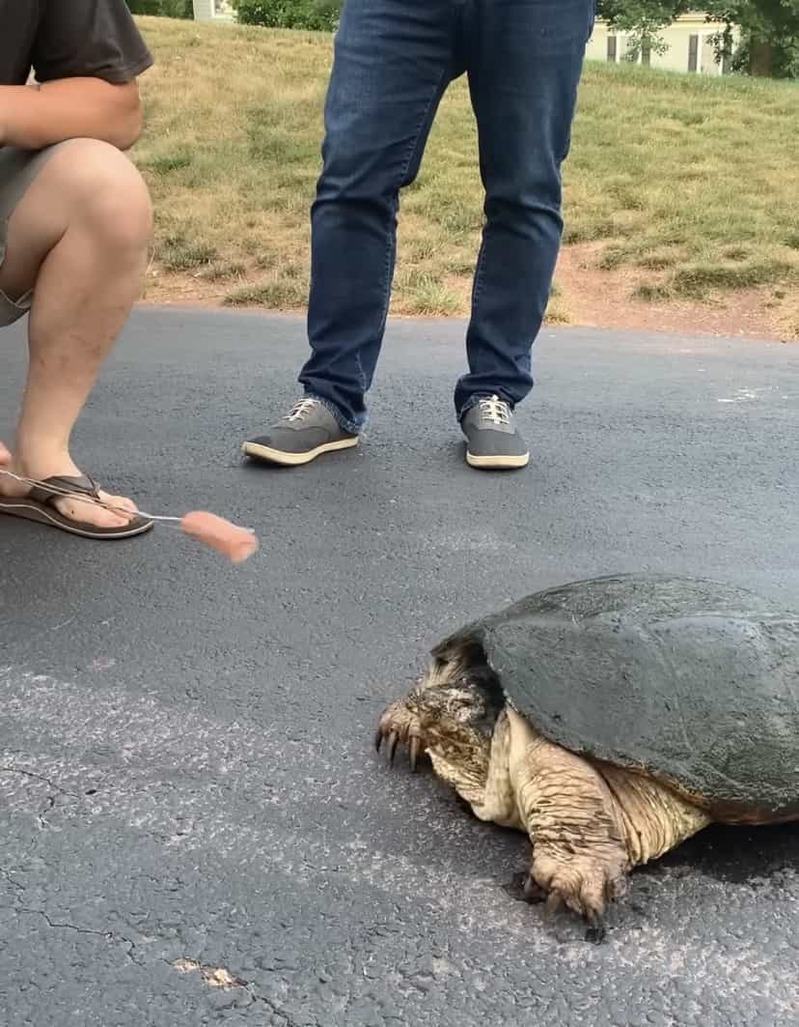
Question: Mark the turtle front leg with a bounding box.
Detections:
[504,708,631,942]
[506,705,714,942]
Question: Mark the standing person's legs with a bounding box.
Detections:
[0,139,155,538]
[243,0,456,466]
[457,0,594,470]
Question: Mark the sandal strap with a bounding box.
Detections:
[28,474,101,507]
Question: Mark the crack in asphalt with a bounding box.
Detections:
[18,908,143,966]
[0,865,25,893]
[0,766,78,799]
[0,765,81,831]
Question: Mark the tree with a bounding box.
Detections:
[597,0,689,58]
[597,1,799,77]
[704,0,799,77]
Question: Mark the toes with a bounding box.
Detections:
[50,486,139,528]
[55,497,130,527]
[100,491,139,515]
[408,735,421,772]
[387,731,399,765]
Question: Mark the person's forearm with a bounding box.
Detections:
[0,78,143,151]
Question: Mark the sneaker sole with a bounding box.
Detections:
[242,436,358,466]
[466,450,530,470]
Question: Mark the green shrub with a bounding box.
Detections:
[126,0,162,13]
[126,0,194,17]
[232,0,342,31]
[161,0,195,15]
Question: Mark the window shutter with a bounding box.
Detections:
[688,34,699,72]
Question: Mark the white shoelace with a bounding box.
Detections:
[478,395,511,427]
[284,398,320,423]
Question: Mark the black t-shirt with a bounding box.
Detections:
[0,0,154,87]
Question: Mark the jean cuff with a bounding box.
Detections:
[303,391,365,435]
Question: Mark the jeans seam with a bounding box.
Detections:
[371,67,451,359]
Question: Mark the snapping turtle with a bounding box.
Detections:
[375,574,799,940]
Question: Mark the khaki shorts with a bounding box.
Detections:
[0,144,62,327]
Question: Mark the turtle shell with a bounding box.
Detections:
[432,574,799,822]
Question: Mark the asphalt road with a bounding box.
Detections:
[1,308,798,1027]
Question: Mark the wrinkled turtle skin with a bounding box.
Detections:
[431,573,799,822]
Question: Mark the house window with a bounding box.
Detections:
[688,34,699,72]
[607,35,617,62]
[641,39,651,66]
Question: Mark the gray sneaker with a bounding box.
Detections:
[461,396,530,470]
[242,398,358,466]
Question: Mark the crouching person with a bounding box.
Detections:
[0,1,156,539]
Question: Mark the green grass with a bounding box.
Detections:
[131,16,799,318]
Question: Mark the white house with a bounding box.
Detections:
[192,0,234,19]
[585,12,739,75]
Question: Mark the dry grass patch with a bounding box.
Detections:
[131,17,798,328]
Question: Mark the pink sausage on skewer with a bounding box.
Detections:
[180,511,259,564]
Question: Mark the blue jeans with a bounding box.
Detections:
[298,0,595,433]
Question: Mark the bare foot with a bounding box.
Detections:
[0,450,141,530]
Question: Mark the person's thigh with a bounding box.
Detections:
[0,139,152,320]
[318,0,457,197]
[0,145,63,327]
[466,0,594,201]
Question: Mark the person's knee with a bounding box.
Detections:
[54,139,153,256]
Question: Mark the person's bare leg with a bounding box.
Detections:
[0,138,152,529]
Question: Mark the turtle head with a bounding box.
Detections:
[415,645,506,740]
[377,642,505,776]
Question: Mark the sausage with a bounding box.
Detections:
[180,510,259,564]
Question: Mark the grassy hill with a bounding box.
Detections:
[130,16,798,336]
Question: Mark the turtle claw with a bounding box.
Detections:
[504,870,537,903]
[525,849,629,943]
[505,869,607,941]
[374,699,427,771]
[505,870,548,905]
[584,912,606,945]
[544,891,564,919]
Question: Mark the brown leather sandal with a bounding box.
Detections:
[0,473,154,539]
